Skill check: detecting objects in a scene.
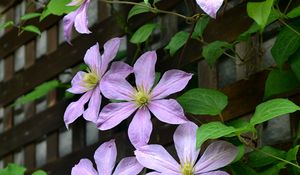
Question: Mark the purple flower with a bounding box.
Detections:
[64,37,124,128]
[135,122,238,175]
[196,0,224,18]
[97,51,192,148]
[63,0,91,44]
[71,139,143,175]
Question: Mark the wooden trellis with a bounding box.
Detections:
[0,0,299,174]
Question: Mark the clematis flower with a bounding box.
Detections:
[63,0,91,44]
[196,0,224,18]
[71,139,143,175]
[135,122,238,175]
[64,37,124,128]
[97,51,192,148]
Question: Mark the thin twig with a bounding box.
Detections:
[284,0,293,14]
[279,18,300,36]
[98,0,202,23]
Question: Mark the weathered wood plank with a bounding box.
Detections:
[0,100,67,157]
[0,15,61,59]
[0,0,182,107]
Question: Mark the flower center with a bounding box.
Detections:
[181,162,193,175]
[134,90,150,107]
[83,72,99,89]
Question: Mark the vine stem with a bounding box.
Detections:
[253,147,300,169]
[98,0,199,22]
[238,135,300,170]
[284,0,293,14]
[279,18,300,37]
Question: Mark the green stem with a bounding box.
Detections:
[279,18,300,36]
[238,135,300,170]
[254,147,300,169]
[98,0,201,22]
[284,0,293,14]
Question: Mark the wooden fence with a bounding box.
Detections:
[0,0,299,174]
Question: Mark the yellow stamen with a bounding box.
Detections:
[83,72,99,89]
[134,88,150,107]
[181,162,193,175]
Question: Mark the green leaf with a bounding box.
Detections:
[271,23,300,67]
[0,21,14,30]
[127,3,151,20]
[165,31,189,56]
[22,25,41,35]
[21,13,41,21]
[231,162,258,175]
[286,145,300,174]
[0,164,26,175]
[130,23,158,44]
[202,41,231,66]
[290,49,300,81]
[232,145,245,163]
[250,98,300,125]
[196,122,236,147]
[247,146,286,168]
[237,9,280,41]
[286,145,299,161]
[177,88,228,116]
[14,80,60,106]
[40,0,78,20]
[287,6,300,18]
[246,0,275,32]
[32,170,47,175]
[226,118,256,137]
[144,0,149,5]
[264,68,300,99]
[258,162,286,175]
[192,16,210,39]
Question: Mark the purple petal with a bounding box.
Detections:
[74,0,91,34]
[133,51,157,92]
[194,141,238,173]
[197,171,229,175]
[83,85,101,123]
[67,0,84,6]
[148,99,188,125]
[174,122,200,166]
[103,61,133,78]
[113,157,144,175]
[146,172,163,175]
[196,0,224,18]
[71,159,98,175]
[100,37,123,74]
[94,139,117,174]
[100,68,135,101]
[67,71,90,94]
[84,43,101,76]
[135,145,180,174]
[63,11,77,44]
[128,108,152,149]
[97,102,138,130]
[64,91,92,128]
[151,70,192,100]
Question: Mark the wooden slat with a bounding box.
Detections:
[4,55,14,81]
[25,41,36,69]
[0,100,67,157]
[46,90,59,163]
[0,68,298,158]
[47,25,58,54]
[0,0,182,107]
[72,119,86,151]
[46,132,58,163]
[0,15,61,59]
[31,123,176,175]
